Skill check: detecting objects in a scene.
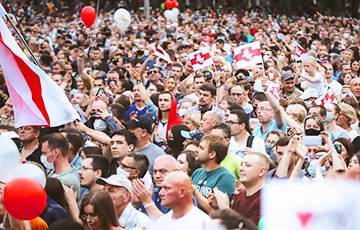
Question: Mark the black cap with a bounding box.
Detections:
[124,114,155,134]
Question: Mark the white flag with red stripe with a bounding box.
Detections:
[188,47,213,71]
[154,45,172,63]
[321,87,336,106]
[0,15,79,128]
[234,41,263,69]
[291,40,305,58]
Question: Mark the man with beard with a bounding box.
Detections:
[279,71,303,107]
[156,91,182,148]
[192,135,235,214]
[125,84,158,120]
[187,83,224,120]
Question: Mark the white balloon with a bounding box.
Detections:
[172,8,179,16]
[164,9,179,23]
[12,163,47,188]
[0,136,20,183]
[164,10,172,20]
[114,8,131,32]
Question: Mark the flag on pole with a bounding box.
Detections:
[0,11,79,128]
[154,45,172,63]
[234,41,263,69]
[291,40,305,58]
[188,47,213,71]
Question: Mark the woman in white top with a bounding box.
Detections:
[300,56,326,98]
[337,102,359,141]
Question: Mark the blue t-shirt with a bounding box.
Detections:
[253,119,288,140]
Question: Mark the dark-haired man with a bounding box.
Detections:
[41,133,80,195]
[192,135,235,213]
[187,83,224,120]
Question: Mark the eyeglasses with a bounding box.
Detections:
[231,93,243,97]
[256,107,273,112]
[120,163,137,170]
[80,166,94,171]
[226,120,240,125]
[17,126,33,132]
[148,71,159,74]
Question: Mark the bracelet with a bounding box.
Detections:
[144,202,155,209]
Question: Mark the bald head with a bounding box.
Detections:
[154,155,178,170]
[153,155,178,187]
[159,171,193,209]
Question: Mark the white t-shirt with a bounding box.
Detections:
[148,206,210,230]
[304,71,326,98]
[327,80,343,97]
[228,135,266,158]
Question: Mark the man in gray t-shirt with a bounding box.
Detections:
[125,115,164,174]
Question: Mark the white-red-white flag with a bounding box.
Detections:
[188,47,213,71]
[291,40,305,58]
[154,45,172,63]
[234,41,263,69]
[0,13,79,128]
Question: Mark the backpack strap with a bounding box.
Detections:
[246,135,255,148]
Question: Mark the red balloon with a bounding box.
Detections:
[3,178,47,220]
[164,0,174,10]
[173,0,179,8]
[80,6,96,28]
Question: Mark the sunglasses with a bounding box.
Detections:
[148,71,159,74]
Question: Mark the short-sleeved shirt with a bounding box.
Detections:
[192,166,235,199]
[253,119,287,140]
[137,143,165,174]
[148,206,210,230]
[51,168,80,197]
[220,154,241,180]
[231,189,262,225]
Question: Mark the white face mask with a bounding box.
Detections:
[109,45,117,52]
[93,119,107,131]
[40,154,55,170]
[310,44,317,50]
[116,167,130,178]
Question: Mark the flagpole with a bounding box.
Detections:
[0,3,44,70]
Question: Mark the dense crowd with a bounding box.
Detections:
[0,2,359,230]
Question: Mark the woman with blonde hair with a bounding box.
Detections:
[299,56,326,98]
[337,102,359,141]
[285,104,307,125]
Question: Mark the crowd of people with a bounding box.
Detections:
[0,1,359,229]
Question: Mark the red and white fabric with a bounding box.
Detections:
[291,40,305,58]
[234,41,263,69]
[188,47,213,71]
[0,15,79,128]
[154,45,172,63]
[321,87,336,106]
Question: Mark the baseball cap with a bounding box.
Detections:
[97,174,132,192]
[180,130,204,141]
[281,71,295,81]
[124,114,155,134]
[300,88,319,100]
